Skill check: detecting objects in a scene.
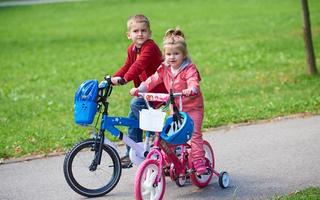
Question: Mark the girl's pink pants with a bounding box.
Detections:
[187,109,205,161]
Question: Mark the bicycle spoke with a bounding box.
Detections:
[150,189,156,200]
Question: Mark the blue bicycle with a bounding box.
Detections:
[63,76,157,197]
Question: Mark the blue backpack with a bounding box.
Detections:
[74,80,99,125]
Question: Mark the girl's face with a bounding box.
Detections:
[127,22,151,48]
[164,45,185,69]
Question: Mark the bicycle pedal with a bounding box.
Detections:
[196,169,211,177]
[121,162,133,169]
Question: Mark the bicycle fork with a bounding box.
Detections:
[146,148,164,184]
[89,130,105,171]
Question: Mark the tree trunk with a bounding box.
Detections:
[301,0,317,75]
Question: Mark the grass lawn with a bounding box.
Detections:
[275,187,320,200]
[0,0,319,159]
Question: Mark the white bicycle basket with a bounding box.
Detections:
[139,109,166,132]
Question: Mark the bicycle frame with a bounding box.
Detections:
[100,115,147,158]
[91,78,154,167]
[94,80,182,168]
[146,132,189,182]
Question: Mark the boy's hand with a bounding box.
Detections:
[111,77,126,85]
[130,88,139,96]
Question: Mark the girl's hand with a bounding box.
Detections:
[182,88,193,96]
[130,88,139,96]
[182,88,198,96]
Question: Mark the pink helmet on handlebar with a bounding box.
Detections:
[160,112,194,145]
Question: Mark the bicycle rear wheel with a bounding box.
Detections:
[63,139,121,197]
[190,140,214,188]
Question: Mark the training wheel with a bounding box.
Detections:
[218,171,230,188]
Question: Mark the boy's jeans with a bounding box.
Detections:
[125,97,148,156]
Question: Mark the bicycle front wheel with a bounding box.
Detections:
[134,159,166,200]
[63,139,121,197]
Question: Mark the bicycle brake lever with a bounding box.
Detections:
[104,75,112,85]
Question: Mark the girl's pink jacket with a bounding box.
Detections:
[139,59,204,112]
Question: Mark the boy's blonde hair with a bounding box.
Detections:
[163,28,188,58]
[127,14,151,31]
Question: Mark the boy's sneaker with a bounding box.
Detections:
[193,158,207,175]
[120,155,133,168]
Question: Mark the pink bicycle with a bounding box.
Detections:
[134,91,230,200]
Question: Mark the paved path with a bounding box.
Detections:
[0,0,82,7]
[0,115,320,200]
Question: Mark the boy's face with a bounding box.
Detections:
[127,22,151,48]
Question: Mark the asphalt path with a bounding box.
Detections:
[0,0,82,7]
[1,115,320,200]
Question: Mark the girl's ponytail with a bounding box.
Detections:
[163,28,188,58]
[164,28,185,39]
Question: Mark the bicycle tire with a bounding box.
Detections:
[63,139,121,197]
[134,159,166,200]
[190,140,214,188]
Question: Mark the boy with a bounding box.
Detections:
[110,14,166,168]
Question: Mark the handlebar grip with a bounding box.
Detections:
[117,78,126,85]
[173,93,183,97]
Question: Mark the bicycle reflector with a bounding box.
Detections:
[160,112,194,145]
[74,80,99,125]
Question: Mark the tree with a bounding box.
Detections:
[301,0,317,75]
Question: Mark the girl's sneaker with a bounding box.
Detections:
[193,158,207,175]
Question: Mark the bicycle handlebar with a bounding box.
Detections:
[103,75,113,85]
[99,75,195,111]
[137,92,183,102]
[138,92,185,112]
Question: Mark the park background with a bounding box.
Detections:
[0,0,319,162]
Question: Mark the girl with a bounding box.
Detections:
[130,28,206,174]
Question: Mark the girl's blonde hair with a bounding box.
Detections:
[163,28,188,58]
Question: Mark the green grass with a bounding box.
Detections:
[275,187,320,200]
[0,0,320,159]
